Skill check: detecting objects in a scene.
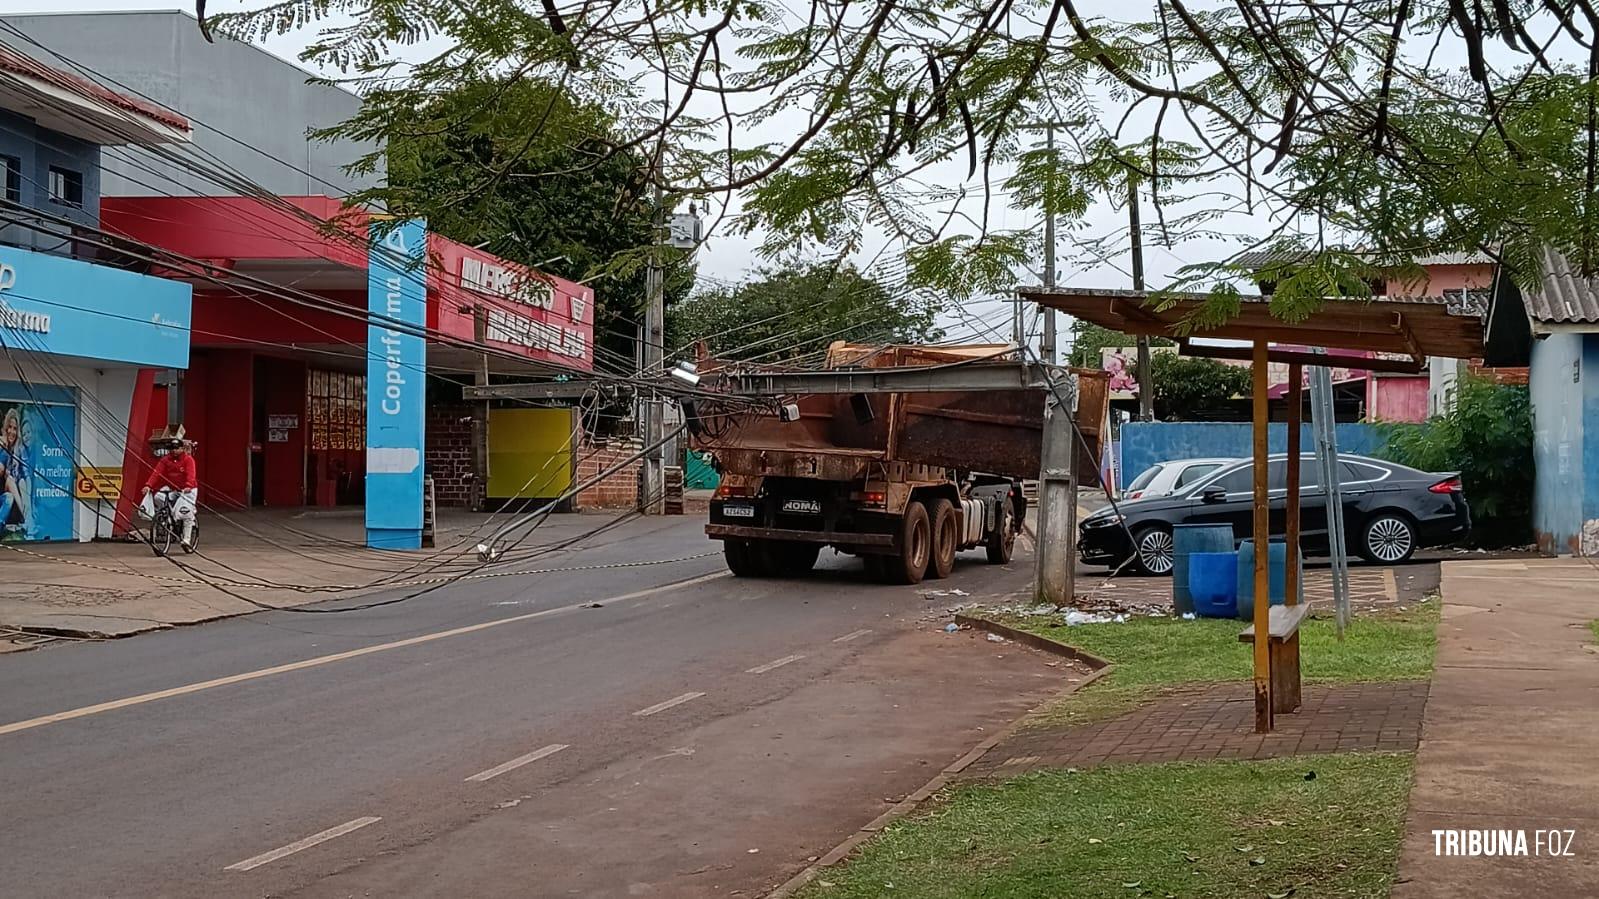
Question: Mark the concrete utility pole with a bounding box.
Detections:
[1034,369,1076,605]
[1041,124,1058,364]
[1128,175,1153,421]
[641,142,666,515]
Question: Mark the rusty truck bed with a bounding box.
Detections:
[693,343,1109,482]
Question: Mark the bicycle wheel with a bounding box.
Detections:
[151,514,173,557]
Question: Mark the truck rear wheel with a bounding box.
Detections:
[926,498,957,579]
[891,501,932,585]
[777,542,820,576]
[724,540,764,577]
[986,500,1016,564]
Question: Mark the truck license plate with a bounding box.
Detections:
[781,499,822,514]
[723,504,755,518]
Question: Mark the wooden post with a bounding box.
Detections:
[1285,363,1302,608]
[1252,339,1273,733]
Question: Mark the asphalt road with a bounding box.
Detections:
[0,515,1075,898]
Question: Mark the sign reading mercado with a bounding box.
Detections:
[431,239,594,371]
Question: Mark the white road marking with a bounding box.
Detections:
[633,691,705,717]
[0,571,729,738]
[464,743,569,783]
[746,654,805,674]
[223,817,381,872]
[833,628,873,643]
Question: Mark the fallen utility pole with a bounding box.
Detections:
[465,359,1083,605]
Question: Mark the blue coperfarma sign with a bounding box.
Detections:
[364,219,428,550]
[0,245,190,368]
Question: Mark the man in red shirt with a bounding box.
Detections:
[143,439,198,548]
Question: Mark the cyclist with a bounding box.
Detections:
[143,437,198,549]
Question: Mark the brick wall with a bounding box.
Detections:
[575,441,642,510]
[1467,362,1530,386]
[426,402,477,508]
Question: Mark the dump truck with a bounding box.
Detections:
[692,343,1109,584]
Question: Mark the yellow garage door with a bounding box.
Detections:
[487,408,576,499]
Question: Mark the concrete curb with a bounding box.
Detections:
[953,613,1113,670]
[763,626,1117,899]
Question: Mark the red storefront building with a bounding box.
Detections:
[102,195,594,509]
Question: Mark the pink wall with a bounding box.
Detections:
[1391,263,1496,296]
[1368,374,1430,422]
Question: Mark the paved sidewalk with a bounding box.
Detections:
[1393,558,1599,897]
[965,680,1427,777]
[0,508,691,640]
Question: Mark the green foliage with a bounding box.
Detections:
[667,263,942,363]
[1065,319,1172,368]
[375,77,695,373]
[1145,353,1252,419]
[213,0,1599,331]
[1378,375,1533,547]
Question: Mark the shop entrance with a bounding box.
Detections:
[306,368,365,506]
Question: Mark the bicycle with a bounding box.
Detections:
[149,491,199,557]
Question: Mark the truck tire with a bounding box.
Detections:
[926,498,957,579]
[986,499,1016,564]
[777,542,821,576]
[723,539,763,577]
[890,501,932,585]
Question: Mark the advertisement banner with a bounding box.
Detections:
[364,219,427,550]
[0,394,77,542]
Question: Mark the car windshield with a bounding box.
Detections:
[1126,464,1164,492]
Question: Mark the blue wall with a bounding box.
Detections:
[0,109,102,253]
[1530,332,1598,554]
[1118,421,1387,486]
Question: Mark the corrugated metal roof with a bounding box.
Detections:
[1523,247,1599,326]
[1232,248,1493,271]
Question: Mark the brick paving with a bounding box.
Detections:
[965,680,1429,777]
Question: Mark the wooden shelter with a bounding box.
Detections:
[1019,286,1486,732]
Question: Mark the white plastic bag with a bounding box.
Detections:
[138,494,156,519]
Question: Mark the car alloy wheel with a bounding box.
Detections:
[1135,527,1175,575]
[1366,515,1414,563]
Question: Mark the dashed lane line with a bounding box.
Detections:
[833,629,873,643]
[746,654,805,674]
[465,743,569,783]
[223,817,381,872]
[632,692,705,717]
[0,571,729,738]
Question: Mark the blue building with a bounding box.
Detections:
[1485,249,1599,556]
[0,45,193,541]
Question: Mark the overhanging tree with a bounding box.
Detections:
[668,263,943,362]
[209,0,1599,329]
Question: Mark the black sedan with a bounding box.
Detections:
[1079,454,1470,575]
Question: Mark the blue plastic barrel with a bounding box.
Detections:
[1172,524,1235,615]
[1235,539,1305,620]
[1187,551,1239,617]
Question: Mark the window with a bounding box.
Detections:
[1339,460,1388,484]
[1126,464,1164,493]
[307,370,365,451]
[1174,462,1222,489]
[0,156,18,204]
[47,166,82,208]
[1210,464,1253,494]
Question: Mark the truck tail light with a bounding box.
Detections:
[715,482,752,498]
[1428,476,1463,494]
[851,490,886,506]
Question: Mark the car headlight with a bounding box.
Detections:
[1082,514,1124,529]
